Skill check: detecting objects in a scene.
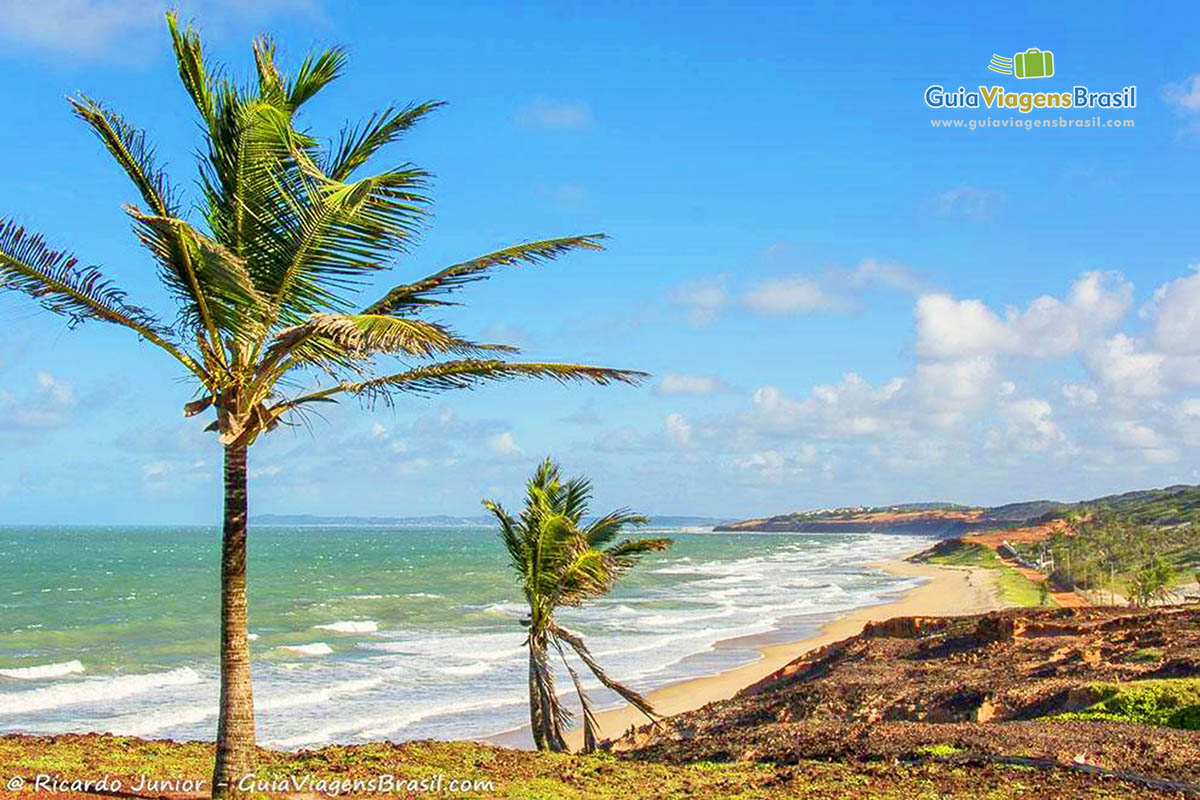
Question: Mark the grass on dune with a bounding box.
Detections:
[923,540,1053,607]
[0,735,1153,799]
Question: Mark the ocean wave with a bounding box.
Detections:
[363,631,524,662]
[271,691,527,748]
[314,620,379,634]
[0,660,85,680]
[114,674,391,737]
[0,667,201,715]
[441,662,492,677]
[278,643,333,656]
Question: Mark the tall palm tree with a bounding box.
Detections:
[484,459,671,752]
[0,15,645,796]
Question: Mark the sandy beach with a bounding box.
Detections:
[547,554,1012,750]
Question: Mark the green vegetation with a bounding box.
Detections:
[915,743,966,757]
[920,539,1051,607]
[484,459,671,753]
[0,13,644,794]
[924,541,1001,568]
[1027,513,1199,602]
[0,735,1157,799]
[994,568,1049,607]
[1048,679,1200,731]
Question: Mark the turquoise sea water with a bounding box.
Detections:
[0,526,931,746]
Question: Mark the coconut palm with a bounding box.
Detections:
[0,15,645,796]
[484,459,671,752]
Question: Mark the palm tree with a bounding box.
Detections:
[484,459,671,753]
[0,15,645,796]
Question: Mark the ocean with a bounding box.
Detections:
[0,526,932,747]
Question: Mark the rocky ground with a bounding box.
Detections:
[616,605,1200,795]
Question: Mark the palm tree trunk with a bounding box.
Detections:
[527,641,546,751]
[212,443,256,798]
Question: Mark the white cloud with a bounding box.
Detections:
[1164,74,1200,112]
[1061,383,1099,407]
[487,432,524,457]
[915,295,1010,359]
[656,374,727,396]
[1147,267,1200,354]
[744,275,843,314]
[1084,334,1167,397]
[914,357,997,426]
[0,371,75,429]
[665,413,693,447]
[671,277,728,325]
[998,398,1063,451]
[513,98,594,131]
[847,258,927,294]
[915,272,1131,359]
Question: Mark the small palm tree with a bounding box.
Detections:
[0,15,644,796]
[484,459,672,752]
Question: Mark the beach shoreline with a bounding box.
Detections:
[486,550,1011,750]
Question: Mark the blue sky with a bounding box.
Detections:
[2,0,1200,523]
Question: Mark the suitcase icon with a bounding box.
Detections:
[1013,48,1054,79]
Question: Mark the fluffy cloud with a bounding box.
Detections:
[996,398,1064,452]
[487,432,524,458]
[915,272,1131,359]
[744,276,844,314]
[671,277,728,325]
[847,258,927,295]
[1147,267,1200,354]
[665,413,693,447]
[1083,334,1167,397]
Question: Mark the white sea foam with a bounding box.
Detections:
[278,643,333,656]
[0,667,201,715]
[247,633,260,641]
[314,620,379,634]
[0,660,85,680]
[441,662,492,677]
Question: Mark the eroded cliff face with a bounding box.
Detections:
[614,606,1200,789]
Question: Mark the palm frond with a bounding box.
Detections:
[69,96,178,217]
[363,235,606,315]
[483,500,528,581]
[127,208,265,341]
[605,537,674,575]
[340,360,647,403]
[550,621,658,723]
[552,638,600,753]
[288,47,347,109]
[265,313,510,372]
[0,220,161,332]
[560,476,593,524]
[166,13,215,122]
[584,510,649,549]
[327,101,444,181]
[256,166,432,327]
[0,220,201,377]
